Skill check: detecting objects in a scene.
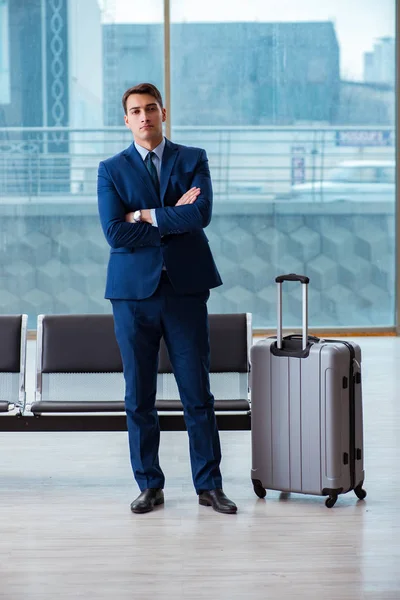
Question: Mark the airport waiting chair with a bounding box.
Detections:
[0,315,28,415]
[29,313,252,430]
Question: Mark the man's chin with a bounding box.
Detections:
[138,131,162,144]
[133,128,162,144]
[139,131,155,141]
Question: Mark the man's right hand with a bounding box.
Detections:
[175,187,201,206]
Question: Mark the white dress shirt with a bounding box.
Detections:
[134,137,166,228]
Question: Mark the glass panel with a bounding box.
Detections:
[0,0,10,104]
[379,166,395,183]
[0,0,164,327]
[170,0,396,328]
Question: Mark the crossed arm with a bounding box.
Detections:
[98,161,161,249]
[98,150,212,249]
[125,186,200,225]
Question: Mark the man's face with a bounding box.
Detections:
[124,93,166,148]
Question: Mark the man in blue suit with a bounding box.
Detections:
[97,83,237,515]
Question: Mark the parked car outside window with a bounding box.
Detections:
[290,160,395,202]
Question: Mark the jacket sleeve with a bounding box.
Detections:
[97,161,161,249]
[154,150,212,237]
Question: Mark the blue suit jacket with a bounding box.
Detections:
[97,138,223,299]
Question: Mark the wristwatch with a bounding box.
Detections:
[133,210,141,223]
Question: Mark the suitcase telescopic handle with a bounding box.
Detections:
[275,274,310,284]
[276,273,309,351]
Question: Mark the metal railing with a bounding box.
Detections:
[0,125,395,200]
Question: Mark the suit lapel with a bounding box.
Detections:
[160,139,179,206]
[122,143,161,206]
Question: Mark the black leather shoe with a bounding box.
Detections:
[198,489,237,514]
[130,488,164,514]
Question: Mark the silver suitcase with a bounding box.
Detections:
[250,274,366,508]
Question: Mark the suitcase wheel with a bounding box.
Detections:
[354,484,367,501]
[325,495,338,508]
[252,479,267,499]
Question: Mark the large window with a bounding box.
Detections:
[0,0,163,327]
[0,0,396,330]
[171,0,396,328]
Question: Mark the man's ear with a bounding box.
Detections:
[162,108,167,122]
[124,114,129,127]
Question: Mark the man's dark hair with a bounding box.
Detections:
[122,83,163,114]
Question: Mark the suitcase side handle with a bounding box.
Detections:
[275,273,310,284]
[276,274,309,350]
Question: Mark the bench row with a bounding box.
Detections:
[0,313,252,431]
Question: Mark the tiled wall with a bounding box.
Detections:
[0,202,394,328]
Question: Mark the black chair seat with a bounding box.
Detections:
[156,399,250,411]
[31,401,126,414]
[31,399,250,414]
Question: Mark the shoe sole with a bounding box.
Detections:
[131,497,164,514]
[198,498,237,514]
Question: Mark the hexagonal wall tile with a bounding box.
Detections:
[221,285,256,314]
[0,290,21,313]
[221,227,255,262]
[254,285,277,327]
[86,237,109,265]
[36,259,70,296]
[320,284,368,326]
[4,261,35,296]
[287,226,321,262]
[307,255,338,291]
[216,255,243,289]
[17,231,52,266]
[54,287,88,314]
[69,262,104,295]
[273,254,305,280]
[321,226,355,262]
[338,255,372,292]
[238,256,275,293]
[54,230,90,264]
[22,288,54,316]
[354,228,393,263]
[370,256,395,291]
[273,215,304,234]
[255,227,288,260]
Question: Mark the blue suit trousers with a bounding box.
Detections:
[111,273,223,493]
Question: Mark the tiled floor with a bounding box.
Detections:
[0,337,399,599]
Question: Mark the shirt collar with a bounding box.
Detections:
[134,137,165,162]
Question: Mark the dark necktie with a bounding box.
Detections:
[144,151,160,196]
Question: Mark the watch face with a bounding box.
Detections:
[134,210,140,221]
